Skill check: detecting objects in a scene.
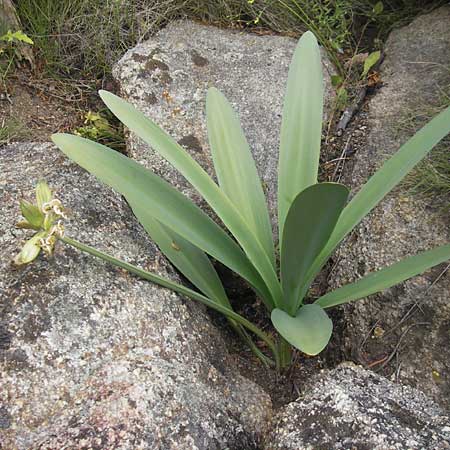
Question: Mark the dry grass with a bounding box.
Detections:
[15,0,445,80]
[401,83,450,210]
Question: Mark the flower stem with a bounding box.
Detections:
[278,337,293,369]
[60,235,281,368]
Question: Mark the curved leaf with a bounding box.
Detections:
[130,201,231,308]
[99,90,282,309]
[271,304,332,355]
[316,243,450,309]
[278,31,324,239]
[281,183,349,314]
[299,104,450,299]
[51,133,270,301]
[206,87,275,267]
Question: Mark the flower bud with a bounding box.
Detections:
[14,231,47,265]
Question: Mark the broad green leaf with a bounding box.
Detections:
[129,201,231,308]
[51,133,271,303]
[281,183,349,314]
[362,51,380,78]
[278,31,324,239]
[131,202,266,359]
[271,304,332,355]
[206,87,275,267]
[20,200,44,228]
[36,180,52,210]
[299,105,450,300]
[316,243,450,309]
[99,90,282,309]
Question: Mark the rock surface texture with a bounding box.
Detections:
[0,143,271,449]
[265,364,450,450]
[112,20,335,231]
[328,6,450,408]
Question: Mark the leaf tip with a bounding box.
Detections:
[300,30,318,44]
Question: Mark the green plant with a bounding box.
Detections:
[0,28,33,80]
[0,118,25,145]
[14,180,66,265]
[17,32,450,370]
[74,110,125,153]
[401,85,450,211]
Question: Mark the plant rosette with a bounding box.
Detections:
[16,32,450,370]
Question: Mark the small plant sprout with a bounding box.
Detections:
[17,32,450,370]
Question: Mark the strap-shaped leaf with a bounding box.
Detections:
[298,105,450,300]
[316,243,450,309]
[281,183,349,314]
[99,90,282,309]
[206,87,275,267]
[278,31,324,239]
[271,304,332,355]
[130,201,231,308]
[131,201,275,365]
[52,133,270,302]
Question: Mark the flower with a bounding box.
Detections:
[14,181,66,265]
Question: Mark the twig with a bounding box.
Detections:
[384,263,450,336]
[336,85,368,136]
[332,135,352,182]
[366,355,388,368]
[376,322,430,371]
[336,52,385,136]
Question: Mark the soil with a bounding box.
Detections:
[0,54,377,412]
[0,66,117,143]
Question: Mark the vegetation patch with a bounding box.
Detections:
[15,0,446,79]
[401,81,450,210]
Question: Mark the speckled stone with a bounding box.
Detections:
[327,6,450,408]
[0,142,271,449]
[265,364,450,450]
[112,20,335,232]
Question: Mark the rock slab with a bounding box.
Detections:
[328,6,450,408]
[265,364,450,450]
[0,142,271,449]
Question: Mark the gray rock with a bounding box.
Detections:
[328,6,450,407]
[265,364,450,450]
[0,142,271,449]
[112,20,335,231]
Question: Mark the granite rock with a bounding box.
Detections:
[265,364,450,450]
[0,142,271,449]
[327,6,450,408]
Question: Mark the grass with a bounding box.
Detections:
[402,85,450,210]
[15,0,447,81]
[0,118,26,145]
